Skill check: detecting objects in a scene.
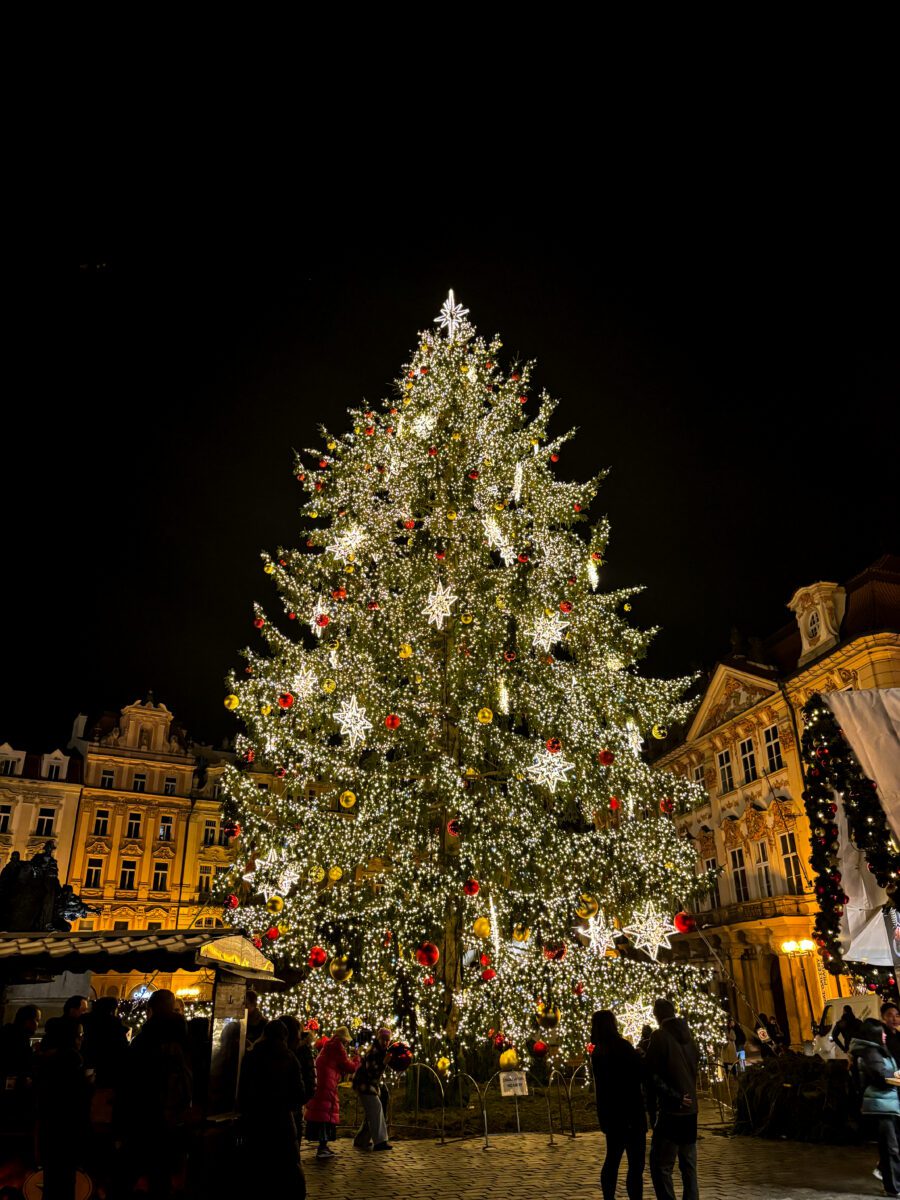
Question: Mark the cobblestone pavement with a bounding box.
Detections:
[302,1126,879,1199]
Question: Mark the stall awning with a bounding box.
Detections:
[0,929,276,979]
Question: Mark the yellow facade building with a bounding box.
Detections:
[656,556,900,1045]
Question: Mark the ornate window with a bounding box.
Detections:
[739,738,757,784]
[755,840,773,897]
[85,858,103,888]
[126,812,141,839]
[119,860,137,889]
[100,769,115,789]
[152,861,169,891]
[93,809,109,836]
[164,777,177,797]
[35,808,55,837]
[780,831,803,894]
[717,749,734,794]
[764,725,784,772]
[730,847,750,902]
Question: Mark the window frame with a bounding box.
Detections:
[730,846,750,903]
[717,748,734,794]
[0,804,11,834]
[163,777,177,797]
[85,858,103,888]
[780,830,804,894]
[764,724,784,772]
[755,839,773,898]
[738,737,757,784]
[119,859,137,890]
[132,772,147,794]
[151,861,169,892]
[35,807,56,837]
[100,769,115,790]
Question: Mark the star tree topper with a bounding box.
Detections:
[435,289,469,340]
[335,694,373,748]
[424,579,458,630]
[622,901,678,962]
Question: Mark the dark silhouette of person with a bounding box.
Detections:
[239,1020,306,1197]
[591,1010,647,1200]
[36,1016,89,1200]
[645,998,700,1200]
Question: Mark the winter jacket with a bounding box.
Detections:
[296,1040,316,1105]
[849,1036,900,1116]
[239,1036,305,1137]
[591,1036,647,1136]
[304,1037,359,1125]
[353,1042,388,1096]
[119,1015,192,1133]
[644,1017,699,1127]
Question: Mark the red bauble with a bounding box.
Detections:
[447,818,461,837]
[296,473,306,482]
[543,943,567,962]
[419,367,428,376]
[319,459,328,469]
[597,750,615,766]
[385,713,401,730]
[390,406,398,415]
[559,601,573,614]
[252,936,263,949]
[481,968,497,981]
[404,519,416,530]
[367,600,380,611]
[574,982,585,996]
[265,926,279,941]
[275,766,286,778]
[609,796,620,811]
[673,911,696,934]
[332,587,347,601]
[551,453,559,462]
[532,1040,548,1057]
[517,553,529,564]
[305,1018,319,1032]
[493,1033,505,1047]
[244,750,255,763]
[586,1042,595,1054]
[468,470,480,480]
[659,797,674,815]
[573,502,581,512]
[223,821,241,840]
[480,953,491,967]
[408,370,415,378]
[504,650,517,662]
[435,551,445,560]
[415,941,440,967]
[428,447,438,457]
[423,975,435,986]
[315,613,330,628]
[510,372,520,381]
[253,616,265,628]
[518,395,528,405]
[463,878,480,896]
[288,611,297,620]
[308,946,328,968]
[364,426,375,436]
[387,1041,413,1070]
[278,693,294,709]
[225,894,239,910]
[546,737,562,754]
[315,482,323,492]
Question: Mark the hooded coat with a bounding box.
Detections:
[304,1037,359,1125]
[591,1035,647,1135]
[644,1016,699,1140]
[849,1035,900,1116]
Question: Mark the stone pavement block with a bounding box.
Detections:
[302,1129,878,1200]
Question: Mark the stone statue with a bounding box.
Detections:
[0,842,92,932]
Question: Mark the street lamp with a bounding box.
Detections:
[781,939,818,1040]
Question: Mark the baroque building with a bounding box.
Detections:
[0,743,82,880]
[657,555,900,1045]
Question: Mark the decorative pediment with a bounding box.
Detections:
[688,665,779,741]
[119,841,143,857]
[153,844,176,861]
[85,839,111,855]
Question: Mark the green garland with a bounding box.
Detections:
[800,693,899,997]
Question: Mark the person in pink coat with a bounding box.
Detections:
[304,1026,359,1159]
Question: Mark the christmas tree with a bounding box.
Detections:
[220,293,724,1068]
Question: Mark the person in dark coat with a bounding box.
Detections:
[118,988,192,1198]
[186,1017,211,1116]
[882,1004,900,1066]
[590,1010,647,1200]
[239,1020,306,1198]
[275,1013,315,1139]
[351,1027,393,1151]
[82,996,128,1089]
[0,1005,41,1135]
[644,998,700,1200]
[36,1016,90,1200]
[245,989,266,1047]
[832,1004,863,1054]
[850,1017,900,1196]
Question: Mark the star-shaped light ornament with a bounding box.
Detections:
[335,694,373,748]
[292,668,316,700]
[326,526,364,563]
[526,748,574,793]
[618,1000,655,1045]
[529,611,569,653]
[242,848,301,901]
[424,579,458,630]
[483,516,516,567]
[622,902,677,962]
[583,912,620,957]
[435,289,469,340]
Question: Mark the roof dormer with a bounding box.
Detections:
[787,581,846,668]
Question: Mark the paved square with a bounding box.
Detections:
[303,1127,878,1199]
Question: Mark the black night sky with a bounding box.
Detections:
[5,184,898,752]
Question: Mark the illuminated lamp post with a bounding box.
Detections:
[780,938,819,1042]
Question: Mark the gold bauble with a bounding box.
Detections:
[264,562,276,575]
[477,708,493,725]
[277,922,289,935]
[494,502,505,511]
[309,510,318,519]
[322,679,337,694]
[473,917,491,939]
[536,1003,560,1030]
[460,613,473,625]
[399,644,413,659]
[259,703,272,716]
[465,767,477,777]
[351,1016,362,1029]
[512,924,531,942]
[347,552,356,563]
[499,1048,519,1069]
[345,564,355,574]
[460,365,469,374]
[309,865,325,883]
[266,896,284,915]
[451,431,461,441]
[339,790,357,809]
[652,724,668,740]
[576,894,600,920]
[405,381,414,391]
[328,866,343,882]
[530,438,540,446]
[544,607,554,618]
[414,675,423,683]
[437,1056,451,1074]
[329,955,353,983]
[327,440,336,450]
[623,602,632,612]
[223,694,240,711]
[447,511,457,521]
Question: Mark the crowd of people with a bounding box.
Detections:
[3,987,900,1199]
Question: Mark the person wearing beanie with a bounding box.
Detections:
[304,1026,359,1158]
[352,1027,393,1151]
